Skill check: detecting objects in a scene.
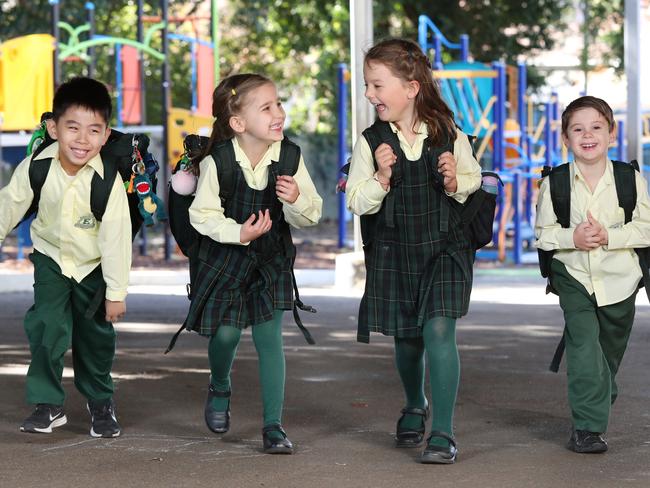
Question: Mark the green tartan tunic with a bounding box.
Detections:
[183,163,294,336]
[357,136,475,343]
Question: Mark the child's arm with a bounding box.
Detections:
[0,156,35,243]
[606,171,650,250]
[189,155,249,245]
[278,155,322,228]
[346,136,390,216]
[97,173,131,303]
[444,129,481,204]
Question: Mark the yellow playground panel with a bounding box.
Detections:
[167,107,213,166]
[0,34,54,131]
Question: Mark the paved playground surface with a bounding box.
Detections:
[1,268,649,488]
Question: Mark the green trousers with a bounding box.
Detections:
[24,251,116,406]
[551,259,636,433]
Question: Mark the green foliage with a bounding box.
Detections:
[579,0,623,75]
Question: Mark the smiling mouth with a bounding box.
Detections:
[270,123,283,131]
[581,143,597,149]
[71,148,89,158]
[374,103,387,112]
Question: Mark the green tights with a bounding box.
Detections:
[208,311,285,437]
[394,316,459,447]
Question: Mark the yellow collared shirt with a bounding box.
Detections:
[535,160,650,306]
[189,137,323,244]
[346,122,482,216]
[0,142,132,301]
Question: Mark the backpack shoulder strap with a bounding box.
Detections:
[611,160,637,224]
[362,121,401,170]
[90,157,119,222]
[211,139,238,205]
[548,163,572,228]
[277,137,301,176]
[24,155,53,221]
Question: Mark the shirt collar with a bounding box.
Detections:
[32,141,105,178]
[388,121,428,147]
[570,159,613,189]
[232,136,281,168]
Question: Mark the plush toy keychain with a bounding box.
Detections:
[170,151,198,196]
[127,138,167,226]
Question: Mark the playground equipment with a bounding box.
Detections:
[417,14,650,264]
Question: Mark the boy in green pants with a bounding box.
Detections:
[0,77,131,437]
[535,96,650,453]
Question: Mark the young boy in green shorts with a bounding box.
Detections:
[0,77,131,437]
[535,95,650,453]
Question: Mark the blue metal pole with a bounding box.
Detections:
[337,64,348,249]
[418,15,428,53]
[460,35,469,61]
[525,134,533,224]
[545,102,553,166]
[499,62,507,169]
[617,120,625,161]
[552,92,559,155]
[434,36,443,70]
[513,172,522,264]
[517,62,527,152]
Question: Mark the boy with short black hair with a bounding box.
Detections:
[0,76,131,437]
[535,95,650,453]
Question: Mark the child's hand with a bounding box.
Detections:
[240,209,272,243]
[276,175,299,203]
[105,300,126,323]
[573,221,601,250]
[375,143,397,184]
[587,211,608,245]
[438,151,457,193]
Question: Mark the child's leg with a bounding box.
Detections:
[23,252,73,406]
[70,267,116,403]
[552,260,610,433]
[251,310,285,436]
[596,292,636,405]
[422,316,459,447]
[393,336,427,429]
[208,325,242,410]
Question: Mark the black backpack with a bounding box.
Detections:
[165,135,316,352]
[538,160,650,371]
[340,120,500,250]
[22,113,163,240]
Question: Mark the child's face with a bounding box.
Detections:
[562,107,614,166]
[231,82,285,145]
[363,61,418,126]
[46,105,111,175]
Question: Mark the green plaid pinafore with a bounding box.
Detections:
[357,137,474,343]
[183,163,295,335]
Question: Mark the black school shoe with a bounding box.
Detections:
[204,385,231,434]
[20,404,67,433]
[395,403,429,448]
[87,399,121,438]
[567,429,608,453]
[262,424,294,454]
[420,431,458,464]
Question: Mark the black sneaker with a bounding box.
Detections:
[20,404,67,433]
[567,429,608,453]
[87,399,121,438]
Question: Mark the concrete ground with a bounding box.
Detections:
[1,268,649,488]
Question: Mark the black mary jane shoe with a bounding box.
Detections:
[567,429,608,454]
[262,424,294,454]
[420,431,457,464]
[395,403,429,448]
[204,385,231,434]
